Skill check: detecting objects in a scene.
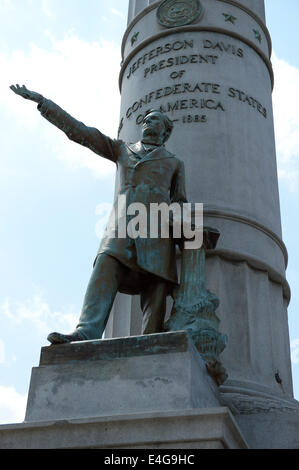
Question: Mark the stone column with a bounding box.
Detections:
[108,0,294,409]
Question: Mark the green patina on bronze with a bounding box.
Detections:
[131,31,140,46]
[9,85,185,342]
[253,29,262,43]
[222,13,237,25]
[10,85,228,386]
[165,227,228,385]
[157,0,203,28]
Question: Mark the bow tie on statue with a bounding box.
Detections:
[141,142,162,153]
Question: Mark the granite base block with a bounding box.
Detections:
[235,410,299,449]
[0,331,248,449]
[0,408,248,449]
[24,331,221,423]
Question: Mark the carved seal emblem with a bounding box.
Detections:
[157,0,203,28]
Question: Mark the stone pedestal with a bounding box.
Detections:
[25,331,221,422]
[0,332,248,449]
[0,408,247,449]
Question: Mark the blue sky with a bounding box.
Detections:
[0,0,299,424]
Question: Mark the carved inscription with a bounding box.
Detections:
[126,39,194,79]
[228,88,267,118]
[126,82,222,119]
[144,54,218,78]
[182,114,207,123]
[126,38,244,80]
[123,36,267,128]
[203,39,243,56]
[146,98,224,121]
[125,82,267,124]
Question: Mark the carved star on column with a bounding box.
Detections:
[222,13,237,24]
[131,32,139,46]
[253,29,262,43]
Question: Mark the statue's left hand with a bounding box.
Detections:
[10,84,44,103]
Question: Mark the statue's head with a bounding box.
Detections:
[142,109,174,145]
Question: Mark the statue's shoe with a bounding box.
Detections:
[47,331,84,345]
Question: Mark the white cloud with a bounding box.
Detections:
[291,339,299,364]
[111,8,126,21]
[95,201,113,239]
[0,0,14,13]
[1,294,78,334]
[42,0,54,18]
[0,340,5,364]
[0,292,79,425]
[0,32,121,178]
[0,386,27,424]
[272,53,299,191]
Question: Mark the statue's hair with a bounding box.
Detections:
[143,109,174,143]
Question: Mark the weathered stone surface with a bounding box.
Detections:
[0,332,248,449]
[25,331,220,423]
[220,381,299,448]
[39,330,193,365]
[0,408,248,449]
[235,410,299,449]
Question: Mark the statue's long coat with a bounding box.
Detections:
[38,99,187,294]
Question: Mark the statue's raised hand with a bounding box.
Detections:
[10,84,43,104]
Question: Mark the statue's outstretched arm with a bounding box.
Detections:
[10,84,44,104]
[10,84,119,163]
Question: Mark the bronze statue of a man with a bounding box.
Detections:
[10,84,187,344]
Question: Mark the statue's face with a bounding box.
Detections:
[142,111,166,144]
